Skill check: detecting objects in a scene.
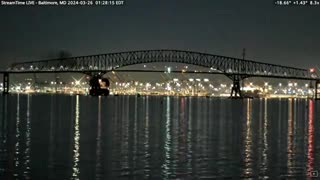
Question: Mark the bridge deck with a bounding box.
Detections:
[0,70,319,81]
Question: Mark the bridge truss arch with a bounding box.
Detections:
[9,49,313,79]
[7,49,319,97]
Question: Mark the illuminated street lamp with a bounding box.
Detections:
[189,78,194,82]
[204,78,209,82]
[173,78,179,82]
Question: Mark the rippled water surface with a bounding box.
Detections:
[0,94,320,179]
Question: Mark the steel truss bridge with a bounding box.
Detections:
[1,49,320,98]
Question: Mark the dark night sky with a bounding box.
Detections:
[0,0,319,70]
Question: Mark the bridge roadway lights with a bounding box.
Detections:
[2,72,9,95]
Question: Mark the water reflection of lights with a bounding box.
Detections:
[307,100,315,177]
[162,97,171,178]
[287,99,294,176]
[95,97,102,178]
[261,99,269,174]
[187,98,192,171]
[24,95,31,177]
[243,99,253,176]
[180,98,187,148]
[218,99,227,173]
[133,96,139,171]
[119,97,129,175]
[72,95,80,178]
[143,97,150,178]
[1,97,8,177]
[14,94,20,170]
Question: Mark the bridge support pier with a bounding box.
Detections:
[228,75,246,98]
[231,79,241,97]
[3,72,9,95]
[315,80,320,100]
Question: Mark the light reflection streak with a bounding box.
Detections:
[3,96,13,179]
[255,99,263,177]
[277,99,282,157]
[194,99,202,175]
[24,95,31,177]
[261,99,269,174]
[201,99,208,161]
[162,97,171,179]
[14,94,20,176]
[179,98,187,158]
[143,97,150,178]
[243,99,253,177]
[133,97,140,171]
[187,98,192,172]
[287,99,294,176]
[307,100,314,178]
[277,99,285,178]
[72,95,80,178]
[119,97,130,174]
[95,97,102,179]
[171,97,179,177]
[0,96,8,175]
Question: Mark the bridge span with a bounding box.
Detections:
[1,49,320,98]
